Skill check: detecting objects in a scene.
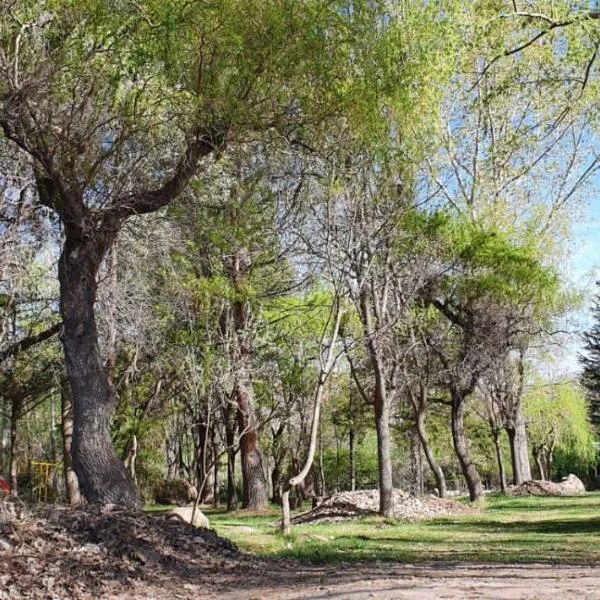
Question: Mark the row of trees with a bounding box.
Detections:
[1,1,599,516]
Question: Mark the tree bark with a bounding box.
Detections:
[61,377,82,505]
[224,401,238,511]
[374,380,394,517]
[231,248,268,510]
[450,392,483,502]
[506,415,532,485]
[236,381,267,509]
[8,396,21,495]
[415,410,447,498]
[58,238,139,508]
[492,428,507,494]
[349,427,356,492]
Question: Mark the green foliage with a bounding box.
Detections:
[524,380,597,475]
[322,431,379,491]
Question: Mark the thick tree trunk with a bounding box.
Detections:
[349,427,356,492]
[450,394,483,502]
[492,428,507,494]
[58,240,139,508]
[415,410,447,498]
[236,381,267,509]
[231,247,267,510]
[374,382,394,517]
[60,378,81,505]
[506,415,532,485]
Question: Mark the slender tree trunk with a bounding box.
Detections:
[359,289,394,518]
[58,239,139,508]
[281,301,343,534]
[374,381,394,517]
[271,461,282,504]
[534,447,546,480]
[212,429,219,507]
[349,427,356,492]
[317,425,326,497]
[492,428,507,494]
[8,396,21,495]
[224,402,238,511]
[0,411,8,475]
[61,378,81,505]
[450,393,483,502]
[415,410,447,498]
[506,415,532,485]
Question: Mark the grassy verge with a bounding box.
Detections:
[202,493,600,564]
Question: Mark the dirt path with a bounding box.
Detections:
[106,562,600,600]
[3,507,599,599]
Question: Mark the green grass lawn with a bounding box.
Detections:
[201,493,600,565]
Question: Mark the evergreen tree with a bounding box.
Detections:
[579,286,600,430]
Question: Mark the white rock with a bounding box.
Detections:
[167,506,209,529]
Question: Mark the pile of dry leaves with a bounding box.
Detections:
[291,489,475,525]
[509,474,586,497]
[0,501,257,599]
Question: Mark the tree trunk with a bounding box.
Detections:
[506,415,532,485]
[317,425,326,497]
[61,377,81,505]
[8,396,21,495]
[374,382,394,517]
[281,301,343,533]
[534,447,546,480]
[415,410,447,498]
[492,428,507,494]
[349,427,356,492]
[231,247,268,510]
[223,400,238,511]
[236,381,267,509]
[58,239,139,508]
[450,394,483,502]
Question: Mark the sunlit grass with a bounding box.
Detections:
[202,493,600,564]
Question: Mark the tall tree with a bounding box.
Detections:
[580,287,600,431]
[0,0,419,506]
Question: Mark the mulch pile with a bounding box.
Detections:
[291,489,475,525]
[509,474,586,497]
[0,500,255,599]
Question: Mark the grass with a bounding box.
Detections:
[201,493,600,565]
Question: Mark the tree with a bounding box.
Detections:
[580,286,600,431]
[525,381,596,480]
[0,0,421,506]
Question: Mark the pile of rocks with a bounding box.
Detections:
[510,474,586,497]
[291,489,474,525]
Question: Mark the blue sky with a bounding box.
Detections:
[558,193,600,377]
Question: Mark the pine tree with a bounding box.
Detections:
[579,287,600,431]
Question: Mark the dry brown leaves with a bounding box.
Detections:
[0,504,257,599]
[291,489,475,525]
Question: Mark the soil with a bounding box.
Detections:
[291,489,475,525]
[1,503,599,599]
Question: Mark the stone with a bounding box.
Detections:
[167,506,209,529]
[0,537,12,551]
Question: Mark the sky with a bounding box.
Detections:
[556,192,600,377]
